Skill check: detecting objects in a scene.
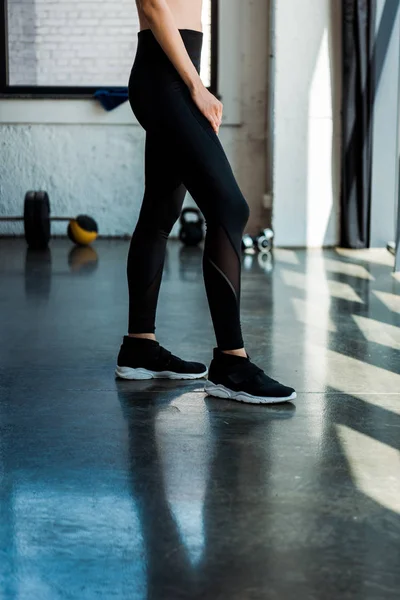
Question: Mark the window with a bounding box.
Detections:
[0,0,218,96]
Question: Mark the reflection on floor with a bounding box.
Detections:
[0,238,399,600]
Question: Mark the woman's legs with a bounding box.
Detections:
[127,131,186,336]
[160,87,250,350]
[128,113,249,351]
[119,29,295,400]
[128,79,250,351]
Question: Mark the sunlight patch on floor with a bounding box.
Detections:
[335,248,394,267]
[336,424,400,515]
[373,290,400,314]
[291,297,337,332]
[306,347,400,413]
[322,258,374,280]
[281,269,363,303]
[352,314,400,350]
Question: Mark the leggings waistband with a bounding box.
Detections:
[138,28,203,39]
[136,28,203,70]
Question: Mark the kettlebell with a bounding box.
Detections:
[179,207,204,247]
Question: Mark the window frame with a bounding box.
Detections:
[0,0,219,98]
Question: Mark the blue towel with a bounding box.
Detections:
[94,88,129,111]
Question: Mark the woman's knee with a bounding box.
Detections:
[203,190,249,238]
[225,192,250,233]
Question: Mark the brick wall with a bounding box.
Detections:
[8,0,139,86]
[7,0,38,85]
[7,0,211,87]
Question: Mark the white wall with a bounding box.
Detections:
[272,0,342,248]
[0,0,269,238]
[0,121,145,236]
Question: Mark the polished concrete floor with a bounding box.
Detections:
[0,238,399,599]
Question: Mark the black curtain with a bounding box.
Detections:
[341,0,375,248]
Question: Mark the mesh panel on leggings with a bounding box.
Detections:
[205,224,241,305]
[203,224,243,349]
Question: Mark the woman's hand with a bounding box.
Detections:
[190,83,223,134]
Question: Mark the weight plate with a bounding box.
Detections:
[25,191,36,203]
[24,191,51,249]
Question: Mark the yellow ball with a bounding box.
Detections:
[67,215,98,246]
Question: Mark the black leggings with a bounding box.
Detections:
[127,29,250,350]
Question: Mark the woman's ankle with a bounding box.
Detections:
[221,348,247,358]
[128,333,157,341]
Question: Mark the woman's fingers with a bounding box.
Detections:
[206,111,218,133]
[217,102,223,126]
[211,103,223,134]
[212,115,220,134]
[190,83,223,134]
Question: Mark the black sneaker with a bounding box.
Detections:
[205,348,296,404]
[115,336,208,380]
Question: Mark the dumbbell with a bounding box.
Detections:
[242,234,256,255]
[256,228,274,253]
[242,228,274,255]
[0,191,98,249]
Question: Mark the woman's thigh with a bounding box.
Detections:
[152,82,250,230]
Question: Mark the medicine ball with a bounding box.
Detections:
[67,214,98,246]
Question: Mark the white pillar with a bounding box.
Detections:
[272,0,341,248]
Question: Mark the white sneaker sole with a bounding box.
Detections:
[204,381,296,404]
[115,366,208,381]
